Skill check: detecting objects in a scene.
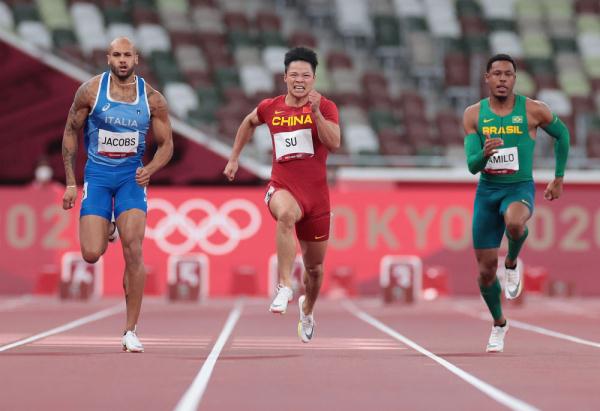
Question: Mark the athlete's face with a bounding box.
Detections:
[107,40,138,80]
[284,61,315,99]
[485,60,516,100]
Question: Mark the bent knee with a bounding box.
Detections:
[506,222,525,238]
[277,211,298,229]
[305,264,323,278]
[81,250,101,264]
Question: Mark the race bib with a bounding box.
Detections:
[98,129,139,158]
[484,146,519,174]
[273,129,314,162]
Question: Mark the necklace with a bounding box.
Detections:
[111,74,137,86]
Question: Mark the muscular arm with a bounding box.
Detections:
[313,111,341,151]
[230,108,262,162]
[463,104,487,174]
[145,87,174,176]
[528,99,570,178]
[62,81,94,186]
[223,108,262,181]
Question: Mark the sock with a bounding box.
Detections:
[479,277,503,321]
[507,226,528,262]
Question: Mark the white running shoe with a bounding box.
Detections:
[122,327,144,353]
[269,284,293,314]
[108,221,119,243]
[297,295,315,343]
[504,260,523,300]
[486,321,509,353]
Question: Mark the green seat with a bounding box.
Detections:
[456,0,481,17]
[583,57,600,78]
[104,6,130,24]
[577,14,600,33]
[12,3,40,24]
[373,15,401,47]
[544,0,573,21]
[552,37,577,53]
[150,51,183,85]
[259,30,287,47]
[314,63,331,92]
[515,0,543,21]
[515,71,536,97]
[558,70,591,97]
[187,108,217,126]
[486,19,516,32]
[228,30,258,48]
[526,58,554,75]
[464,35,489,54]
[156,0,188,14]
[36,0,70,29]
[439,37,463,54]
[400,17,427,32]
[52,28,77,48]
[368,109,399,133]
[214,67,240,92]
[196,86,222,114]
[522,32,553,59]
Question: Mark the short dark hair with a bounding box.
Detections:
[284,47,318,73]
[486,54,516,72]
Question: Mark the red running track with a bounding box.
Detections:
[0,295,599,411]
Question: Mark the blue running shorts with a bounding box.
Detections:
[80,162,147,220]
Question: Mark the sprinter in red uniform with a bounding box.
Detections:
[224,47,340,343]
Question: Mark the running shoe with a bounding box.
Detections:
[269,284,293,314]
[486,321,509,353]
[504,260,523,300]
[108,220,119,243]
[297,295,314,343]
[122,327,144,353]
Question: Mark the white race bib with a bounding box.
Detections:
[484,146,519,174]
[273,129,314,162]
[98,129,139,158]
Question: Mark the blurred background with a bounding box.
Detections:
[1,0,599,302]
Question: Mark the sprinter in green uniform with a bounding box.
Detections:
[463,54,570,352]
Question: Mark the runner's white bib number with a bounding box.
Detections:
[273,129,314,162]
[98,129,139,158]
[484,146,519,174]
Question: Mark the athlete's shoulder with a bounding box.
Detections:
[145,82,168,115]
[258,95,285,110]
[319,95,338,110]
[525,96,551,113]
[463,101,481,118]
[525,96,553,125]
[74,74,102,108]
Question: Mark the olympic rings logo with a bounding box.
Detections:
[146,198,262,255]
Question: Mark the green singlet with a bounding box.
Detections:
[477,94,534,183]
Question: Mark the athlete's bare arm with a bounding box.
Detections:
[136,85,173,187]
[223,108,262,181]
[463,103,502,157]
[526,98,566,201]
[525,98,554,130]
[308,90,340,151]
[61,77,100,210]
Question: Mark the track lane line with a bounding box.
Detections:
[454,304,600,349]
[173,300,243,411]
[0,304,123,353]
[343,301,539,411]
[0,295,33,312]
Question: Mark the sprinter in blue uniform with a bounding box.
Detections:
[62,37,173,352]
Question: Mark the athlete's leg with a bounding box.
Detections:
[116,209,146,331]
[299,240,327,315]
[503,201,531,268]
[476,248,505,326]
[269,190,302,288]
[79,216,112,263]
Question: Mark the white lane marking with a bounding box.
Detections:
[344,301,539,411]
[0,295,33,311]
[454,304,600,349]
[0,304,123,353]
[174,301,243,411]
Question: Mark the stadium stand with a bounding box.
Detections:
[1,0,599,185]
